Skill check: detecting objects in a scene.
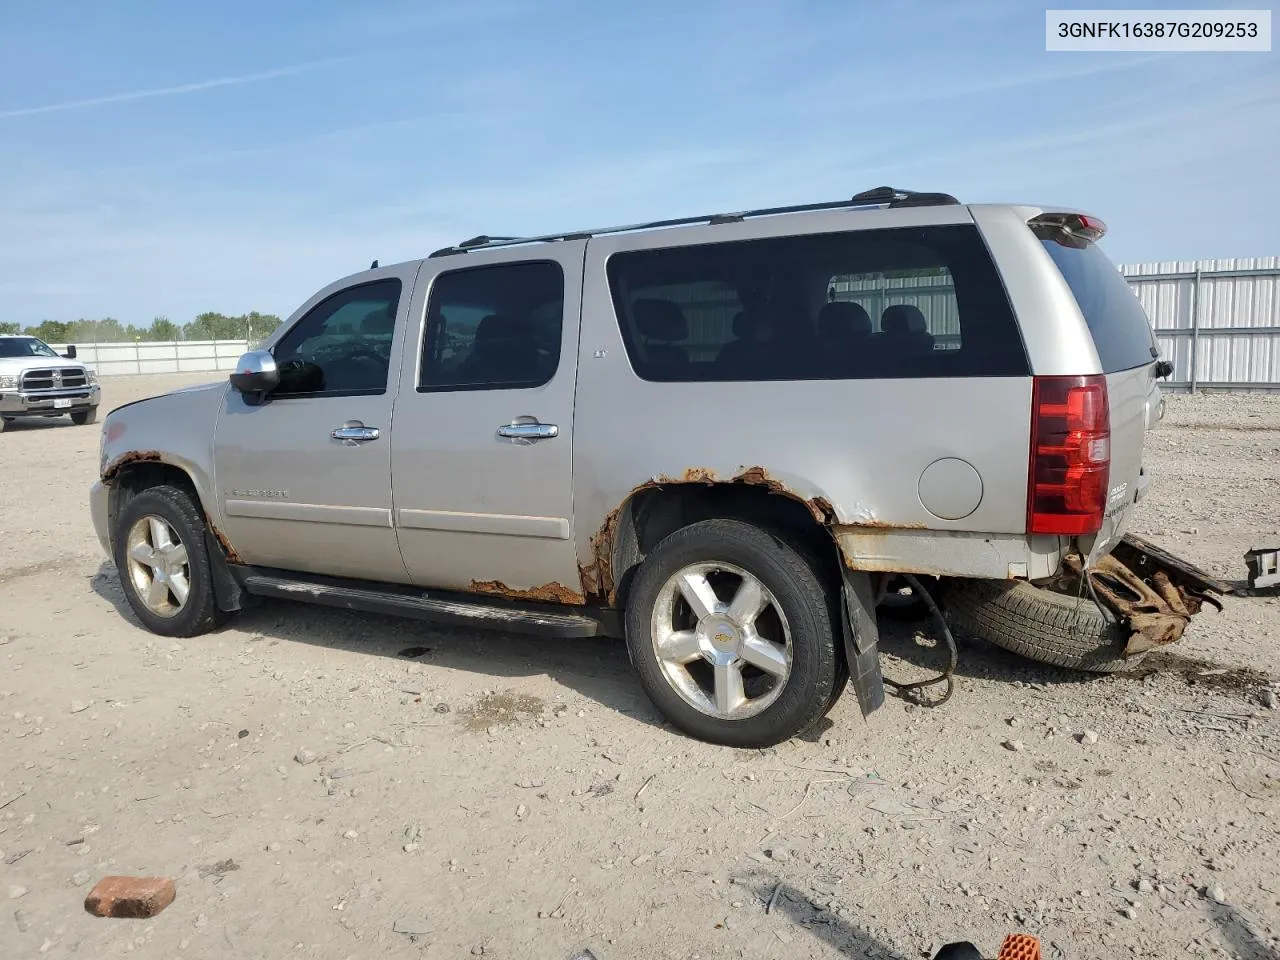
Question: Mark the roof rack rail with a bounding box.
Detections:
[427,186,959,258]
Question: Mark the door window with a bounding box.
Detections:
[272,279,402,397]
[419,261,564,392]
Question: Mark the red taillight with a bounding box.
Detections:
[1028,375,1110,535]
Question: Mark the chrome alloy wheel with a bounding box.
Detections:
[125,515,191,618]
[649,561,792,720]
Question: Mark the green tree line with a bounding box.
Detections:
[0,312,281,343]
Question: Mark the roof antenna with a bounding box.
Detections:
[370,259,379,269]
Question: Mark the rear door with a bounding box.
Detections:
[390,243,586,599]
[1037,235,1162,556]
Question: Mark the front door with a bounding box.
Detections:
[213,265,419,582]
[391,244,585,599]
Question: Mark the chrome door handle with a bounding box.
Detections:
[496,420,558,443]
[332,421,380,445]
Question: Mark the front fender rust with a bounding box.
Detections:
[206,518,244,566]
[469,579,585,606]
[100,449,163,484]
[578,466,843,604]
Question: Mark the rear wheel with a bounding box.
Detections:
[624,519,842,748]
[940,577,1137,672]
[113,484,230,637]
[71,406,98,426]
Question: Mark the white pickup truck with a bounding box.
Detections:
[0,335,101,432]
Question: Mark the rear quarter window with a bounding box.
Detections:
[606,224,1028,382]
[1037,237,1157,373]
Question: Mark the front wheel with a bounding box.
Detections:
[71,406,98,426]
[624,518,843,748]
[113,484,230,637]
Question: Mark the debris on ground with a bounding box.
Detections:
[84,876,176,918]
[196,859,239,880]
[393,917,433,935]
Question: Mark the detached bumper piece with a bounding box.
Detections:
[1064,533,1227,658]
[1245,547,1280,590]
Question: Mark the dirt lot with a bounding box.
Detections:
[2,375,1278,960]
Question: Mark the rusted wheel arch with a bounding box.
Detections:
[589,475,842,611]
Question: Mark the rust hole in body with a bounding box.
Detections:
[101,449,163,483]
[469,579,585,606]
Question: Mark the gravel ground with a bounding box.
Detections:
[1,375,1277,960]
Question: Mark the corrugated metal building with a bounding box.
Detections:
[1121,257,1280,391]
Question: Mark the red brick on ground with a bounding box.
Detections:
[84,876,176,918]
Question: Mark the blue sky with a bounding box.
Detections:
[1,0,1276,326]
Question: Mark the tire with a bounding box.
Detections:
[939,577,1138,673]
[113,484,230,637]
[71,406,98,426]
[624,518,843,748]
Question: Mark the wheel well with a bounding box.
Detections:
[107,462,201,549]
[609,484,841,611]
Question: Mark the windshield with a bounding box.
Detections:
[0,337,60,359]
[1037,236,1157,373]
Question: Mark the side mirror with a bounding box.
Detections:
[229,349,280,405]
[1155,359,1174,380]
[63,345,78,359]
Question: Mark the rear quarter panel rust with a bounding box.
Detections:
[570,222,1040,601]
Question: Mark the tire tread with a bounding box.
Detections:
[940,577,1136,673]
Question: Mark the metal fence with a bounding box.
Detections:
[48,339,250,377]
[1123,257,1280,392]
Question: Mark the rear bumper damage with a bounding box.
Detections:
[1061,533,1227,657]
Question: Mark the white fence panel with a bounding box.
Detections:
[1123,257,1279,391]
[49,340,249,377]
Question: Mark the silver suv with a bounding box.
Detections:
[89,187,1189,747]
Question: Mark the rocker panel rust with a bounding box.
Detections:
[469,579,586,606]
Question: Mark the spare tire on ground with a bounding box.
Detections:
[938,577,1140,673]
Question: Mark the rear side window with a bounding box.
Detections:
[1037,237,1156,373]
[606,225,1027,382]
[419,261,564,392]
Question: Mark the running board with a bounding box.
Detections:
[238,569,609,638]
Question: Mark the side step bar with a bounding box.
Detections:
[237,569,612,639]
